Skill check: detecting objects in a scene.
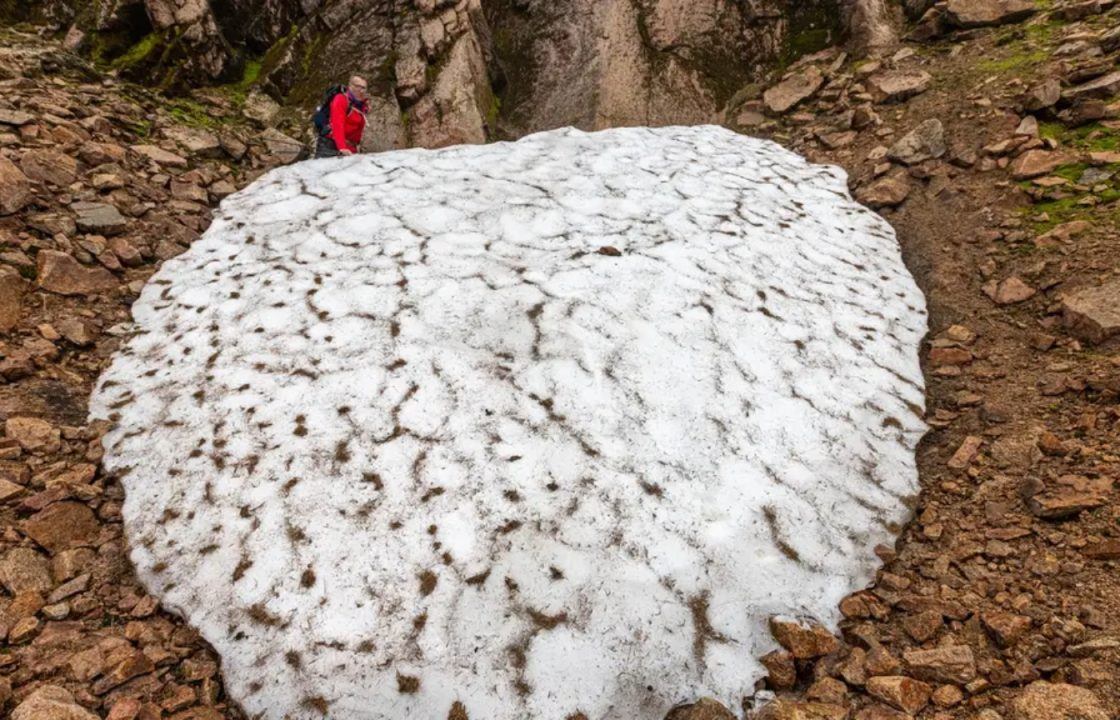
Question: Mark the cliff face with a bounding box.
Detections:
[4,0,863,149]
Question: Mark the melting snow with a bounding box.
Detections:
[91,126,927,719]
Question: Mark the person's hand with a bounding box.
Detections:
[339,149,353,156]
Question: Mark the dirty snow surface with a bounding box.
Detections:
[91,126,927,720]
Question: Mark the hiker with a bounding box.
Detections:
[313,75,370,159]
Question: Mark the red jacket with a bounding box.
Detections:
[328,91,368,152]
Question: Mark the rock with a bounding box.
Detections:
[92,649,155,694]
[23,502,101,554]
[944,0,1036,28]
[257,128,303,165]
[0,270,24,332]
[1062,71,1120,102]
[857,171,911,208]
[243,89,281,126]
[983,276,1035,305]
[902,645,976,684]
[0,154,33,215]
[931,684,964,707]
[760,649,797,689]
[866,676,932,714]
[1011,150,1070,180]
[1028,488,1107,519]
[9,615,41,642]
[928,347,972,366]
[947,436,982,469]
[170,180,209,204]
[132,144,188,169]
[36,250,118,296]
[903,609,944,641]
[981,612,1032,646]
[1083,540,1120,559]
[0,547,52,595]
[1024,79,1061,111]
[867,70,933,103]
[764,67,825,114]
[56,317,99,346]
[1015,116,1038,137]
[770,617,840,658]
[5,417,60,454]
[163,126,222,157]
[0,109,34,126]
[1008,682,1109,720]
[19,149,78,188]
[853,706,910,720]
[108,236,144,267]
[888,119,946,165]
[754,699,849,720]
[11,684,98,720]
[844,0,899,56]
[665,697,737,720]
[72,201,128,235]
[1062,280,1120,344]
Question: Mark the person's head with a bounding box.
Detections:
[349,75,369,102]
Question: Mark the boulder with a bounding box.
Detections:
[902,645,976,684]
[5,416,61,454]
[0,547,52,595]
[11,685,98,720]
[1062,280,1120,344]
[132,144,188,168]
[243,89,281,126]
[944,0,1036,28]
[983,276,1036,305]
[163,125,222,157]
[753,700,848,720]
[56,317,100,346]
[1010,150,1069,180]
[866,676,932,714]
[0,154,33,215]
[72,201,128,235]
[1024,78,1061,111]
[665,698,737,720]
[770,618,840,658]
[23,502,101,554]
[980,611,1032,646]
[867,70,933,103]
[888,119,946,165]
[256,128,304,165]
[19,149,78,187]
[764,66,826,114]
[857,172,912,208]
[1008,682,1109,720]
[0,270,24,332]
[1062,71,1120,102]
[0,109,34,126]
[36,250,119,296]
[844,0,899,56]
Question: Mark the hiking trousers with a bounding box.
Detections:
[314,136,343,159]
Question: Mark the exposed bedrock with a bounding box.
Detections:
[4,0,901,148]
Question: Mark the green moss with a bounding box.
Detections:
[166,98,225,129]
[486,95,502,127]
[240,59,262,87]
[1051,163,1090,182]
[110,31,162,70]
[1040,122,1120,152]
[977,48,1049,73]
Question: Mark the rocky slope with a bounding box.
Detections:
[2,0,1120,719]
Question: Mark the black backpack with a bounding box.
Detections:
[312,84,349,137]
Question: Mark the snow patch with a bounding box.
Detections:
[91,126,927,719]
